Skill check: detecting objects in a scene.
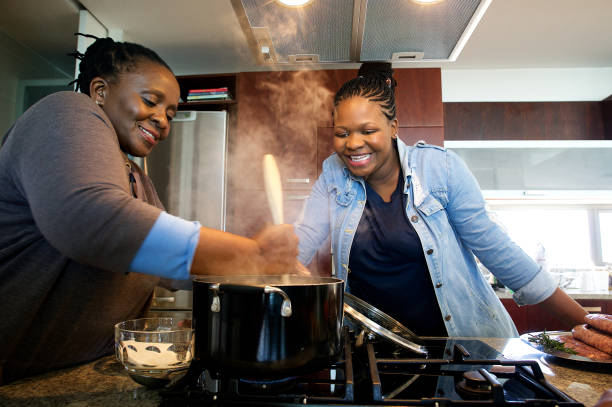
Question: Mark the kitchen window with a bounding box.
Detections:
[444,140,612,291]
[488,206,592,269]
[484,205,611,291]
[599,211,612,264]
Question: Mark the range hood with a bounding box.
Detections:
[231,0,491,65]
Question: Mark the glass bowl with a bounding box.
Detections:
[114,318,194,388]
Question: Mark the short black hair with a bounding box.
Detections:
[334,61,397,121]
[68,34,173,95]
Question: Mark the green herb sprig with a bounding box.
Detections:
[528,331,578,355]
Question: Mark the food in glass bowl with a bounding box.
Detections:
[114,317,193,387]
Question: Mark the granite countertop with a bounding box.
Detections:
[0,356,160,407]
[479,338,611,406]
[0,338,610,407]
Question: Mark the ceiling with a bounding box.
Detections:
[1,0,611,78]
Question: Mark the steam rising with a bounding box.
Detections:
[228,69,337,238]
[230,69,335,189]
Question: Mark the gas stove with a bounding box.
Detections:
[160,328,583,406]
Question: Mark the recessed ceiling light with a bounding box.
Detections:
[276,0,314,7]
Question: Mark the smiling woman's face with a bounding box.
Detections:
[95,60,180,157]
[333,96,398,181]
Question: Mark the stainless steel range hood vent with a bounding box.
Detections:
[232,0,491,65]
[234,0,353,64]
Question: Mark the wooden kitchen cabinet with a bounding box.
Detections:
[229,70,356,192]
[395,69,443,128]
[444,101,606,141]
[229,68,444,189]
[501,297,611,334]
[500,298,530,334]
[175,74,237,111]
[226,68,444,275]
[225,189,309,237]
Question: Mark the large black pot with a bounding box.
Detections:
[192,275,344,378]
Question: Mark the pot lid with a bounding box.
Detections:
[343,292,427,356]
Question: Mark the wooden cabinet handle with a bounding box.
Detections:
[153,297,176,303]
[286,195,310,201]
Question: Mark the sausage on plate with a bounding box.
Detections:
[558,335,612,361]
[585,313,612,335]
[572,324,612,355]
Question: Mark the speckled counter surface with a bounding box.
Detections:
[0,338,610,407]
[0,355,160,407]
[480,338,611,407]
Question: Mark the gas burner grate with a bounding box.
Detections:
[367,342,583,405]
[160,332,584,406]
[160,328,354,406]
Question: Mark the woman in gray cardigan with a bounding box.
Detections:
[0,36,301,383]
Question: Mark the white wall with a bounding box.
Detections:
[74,10,108,83]
[0,32,70,136]
[441,68,612,102]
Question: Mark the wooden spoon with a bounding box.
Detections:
[263,154,283,225]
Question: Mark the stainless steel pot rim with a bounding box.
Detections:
[193,275,343,286]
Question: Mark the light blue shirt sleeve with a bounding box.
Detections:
[129,211,201,280]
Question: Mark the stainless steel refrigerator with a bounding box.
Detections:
[145,110,228,312]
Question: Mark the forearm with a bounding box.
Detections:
[294,176,331,266]
[537,287,587,328]
[190,227,261,275]
[190,224,301,276]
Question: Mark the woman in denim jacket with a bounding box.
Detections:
[295,63,586,337]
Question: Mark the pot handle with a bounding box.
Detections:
[209,283,221,312]
[208,283,292,317]
[264,286,292,317]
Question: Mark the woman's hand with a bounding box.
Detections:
[294,261,312,276]
[253,224,307,275]
[190,224,308,276]
[595,389,612,407]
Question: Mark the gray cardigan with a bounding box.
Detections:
[0,92,163,382]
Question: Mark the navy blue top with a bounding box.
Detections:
[348,171,447,337]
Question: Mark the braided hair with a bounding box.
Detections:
[333,62,397,121]
[68,33,172,96]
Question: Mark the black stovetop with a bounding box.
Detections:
[159,329,583,406]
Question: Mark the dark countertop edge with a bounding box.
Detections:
[495,289,611,300]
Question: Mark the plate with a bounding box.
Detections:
[520,331,612,366]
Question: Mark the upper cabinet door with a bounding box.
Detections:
[395,69,443,127]
[445,140,612,201]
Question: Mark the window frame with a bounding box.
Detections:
[594,209,612,266]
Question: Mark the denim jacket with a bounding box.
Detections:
[295,139,557,338]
